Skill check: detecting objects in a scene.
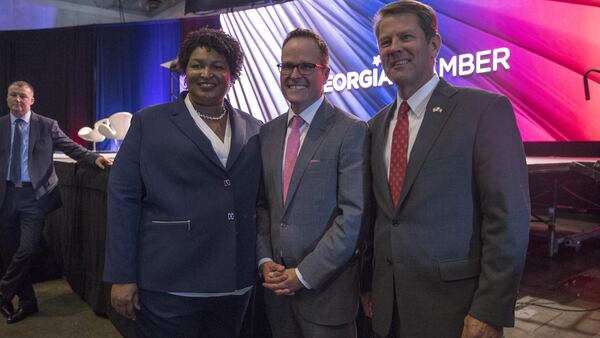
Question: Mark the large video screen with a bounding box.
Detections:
[219,0,600,142]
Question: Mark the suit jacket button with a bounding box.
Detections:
[385,258,393,266]
[280,223,287,228]
[227,212,235,221]
[224,179,231,187]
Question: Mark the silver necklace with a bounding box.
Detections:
[195,107,227,121]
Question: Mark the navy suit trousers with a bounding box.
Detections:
[0,183,45,308]
[135,288,251,338]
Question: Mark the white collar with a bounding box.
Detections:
[396,74,440,118]
[286,96,324,126]
[10,111,32,124]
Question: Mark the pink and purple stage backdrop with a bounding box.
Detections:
[220,0,600,142]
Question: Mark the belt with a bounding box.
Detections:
[5,181,33,188]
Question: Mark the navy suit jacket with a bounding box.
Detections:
[103,94,262,293]
[0,112,99,212]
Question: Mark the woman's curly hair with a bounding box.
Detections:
[177,28,244,83]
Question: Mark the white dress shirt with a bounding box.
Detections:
[385,74,440,178]
[281,96,323,170]
[185,94,232,167]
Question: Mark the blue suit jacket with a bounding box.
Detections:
[103,94,262,293]
[0,112,99,212]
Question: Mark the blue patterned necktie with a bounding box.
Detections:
[9,119,24,187]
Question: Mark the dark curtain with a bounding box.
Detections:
[180,15,221,40]
[94,16,222,151]
[0,25,96,144]
[95,20,180,150]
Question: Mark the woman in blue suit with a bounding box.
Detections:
[103,28,263,338]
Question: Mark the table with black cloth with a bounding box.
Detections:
[43,160,133,337]
[47,160,109,312]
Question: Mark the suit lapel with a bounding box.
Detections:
[28,112,40,160]
[0,116,10,174]
[169,97,224,170]
[225,104,247,171]
[265,114,287,212]
[282,100,333,214]
[396,79,457,210]
[371,102,397,216]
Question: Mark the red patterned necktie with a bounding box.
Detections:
[283,115,304,203]
[388,101,410,208]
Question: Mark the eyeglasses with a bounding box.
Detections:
[277,62,328,75]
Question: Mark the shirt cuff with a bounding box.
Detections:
[295,268,311,289]
[258,257,273,269]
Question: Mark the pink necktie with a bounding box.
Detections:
[283,115,304,203]
[389,101,410,208]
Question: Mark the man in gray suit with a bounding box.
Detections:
[256,28,369,338]
[361,1,530,338]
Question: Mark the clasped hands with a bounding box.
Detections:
[260,261,304,296]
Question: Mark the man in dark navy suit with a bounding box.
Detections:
[0,80,110,324]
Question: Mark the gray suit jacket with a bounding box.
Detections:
[256,99,369,325]
[0,112,99,212]
[364,79,530,338]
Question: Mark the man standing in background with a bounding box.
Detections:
[0,81,110,324]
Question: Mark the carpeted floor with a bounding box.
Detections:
[0,279,119,338]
